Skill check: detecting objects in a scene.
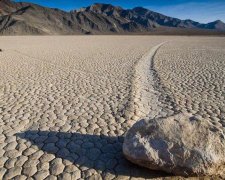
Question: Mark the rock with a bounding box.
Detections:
[123,113,225,176]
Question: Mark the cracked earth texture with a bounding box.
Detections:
[0,36,225,179]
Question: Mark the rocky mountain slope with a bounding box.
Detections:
[0,0,225,35]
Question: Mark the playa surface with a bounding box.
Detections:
[154,38,225,133]
[0,36,224,179]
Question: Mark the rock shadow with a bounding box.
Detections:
[16,130,170,178]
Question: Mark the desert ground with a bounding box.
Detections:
[0,36,225,179]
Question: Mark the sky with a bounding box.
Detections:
[14,0,225,23]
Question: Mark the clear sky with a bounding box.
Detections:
[14,0,225,23]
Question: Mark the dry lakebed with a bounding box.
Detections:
[0,36,225,179]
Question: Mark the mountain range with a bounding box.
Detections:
[0,0,225,35]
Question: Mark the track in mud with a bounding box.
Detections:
[128,42,181,123]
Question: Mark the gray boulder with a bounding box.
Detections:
[123,113,225,176]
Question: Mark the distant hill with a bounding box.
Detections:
[0,0,225,35]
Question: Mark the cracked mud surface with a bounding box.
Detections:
[154,37,225,134]
[0,36,225,179]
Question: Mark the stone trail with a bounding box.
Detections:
[123,38,225,178]
[0,36,171,180]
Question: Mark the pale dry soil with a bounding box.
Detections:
[154,38,225,133]
[0,36,224,180]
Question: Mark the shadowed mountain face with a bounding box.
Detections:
[0,0,225,35]
[199,20,225,31]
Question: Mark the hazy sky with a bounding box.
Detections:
[14,0,225,23]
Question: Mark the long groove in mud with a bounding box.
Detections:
[150,43,181,115]
[128,42,181,122]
